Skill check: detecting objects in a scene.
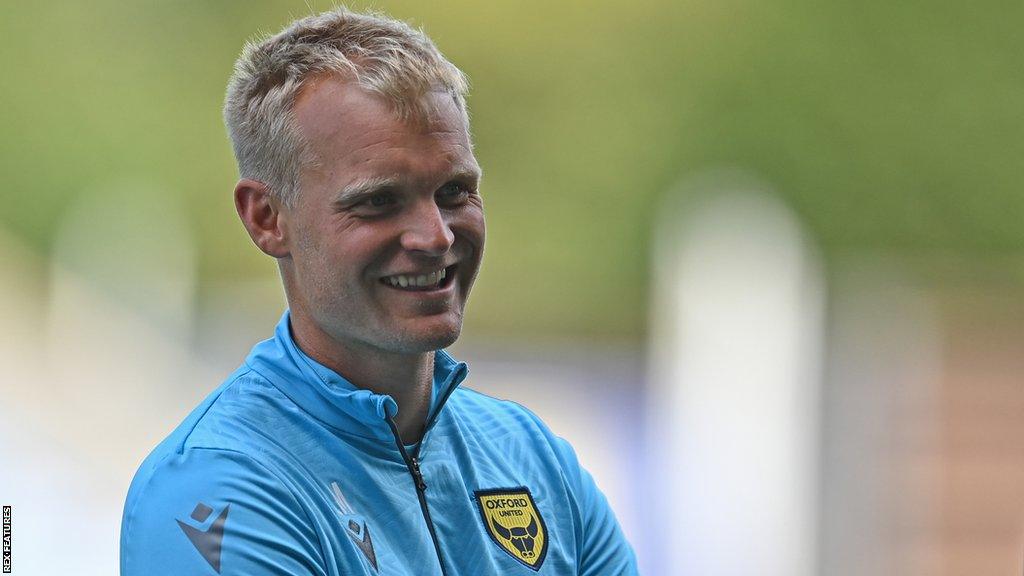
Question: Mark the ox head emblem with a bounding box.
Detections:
[491,515,539,558]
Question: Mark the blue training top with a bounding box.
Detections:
[120,311,638,575]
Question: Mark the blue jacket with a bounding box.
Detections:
[120,311,638,575]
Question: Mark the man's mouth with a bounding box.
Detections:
[379,264,458,291]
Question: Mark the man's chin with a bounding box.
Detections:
[385,317,463,353]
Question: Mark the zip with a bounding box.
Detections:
[410,456,427,491]
[384,396,453,575]
[383,366,464,576]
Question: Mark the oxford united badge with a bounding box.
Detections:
[474,487,548,570]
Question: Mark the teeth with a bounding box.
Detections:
[384,267,449,289]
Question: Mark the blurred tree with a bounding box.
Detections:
[3,0,1022,339]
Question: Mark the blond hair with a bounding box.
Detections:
[223,8,470,206]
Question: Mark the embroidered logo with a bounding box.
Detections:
[176,502,229,573]
[474,487,548,571]
[331,482,378,572]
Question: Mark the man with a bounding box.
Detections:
[120,8,637,575]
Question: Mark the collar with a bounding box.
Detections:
[244,310,469,442]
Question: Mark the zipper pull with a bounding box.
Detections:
[410,456,427,491]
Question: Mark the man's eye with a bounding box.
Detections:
[366,193,394,208]
[437,183,472,205]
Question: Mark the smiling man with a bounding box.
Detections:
[120,8,637,576]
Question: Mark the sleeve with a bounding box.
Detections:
[551,436,640,576]
[120,447,327,576]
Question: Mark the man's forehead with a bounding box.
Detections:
[293,74,469,146]
[291,74,478,196]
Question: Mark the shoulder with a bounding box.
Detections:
[121,368,325,574]
[120,445,324,575]
[446,387,585,477]
[446,386,553,438]
[129,365,285,465]
[122,365,302,533]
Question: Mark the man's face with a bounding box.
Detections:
[283,75,484,355]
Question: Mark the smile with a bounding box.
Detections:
[380,264,457,291]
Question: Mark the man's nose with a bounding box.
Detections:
[400,201,455,256]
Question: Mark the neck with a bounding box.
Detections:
[288,312,435,444]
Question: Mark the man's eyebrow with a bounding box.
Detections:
[450,166,483,183]
[333,167,483,204]
[333,176,402,204]
[454,166,481,179]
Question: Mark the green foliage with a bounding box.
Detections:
[4,0,1022,338]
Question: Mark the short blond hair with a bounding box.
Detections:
[223,8,470,206]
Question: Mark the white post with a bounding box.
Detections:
[647,173,823,576]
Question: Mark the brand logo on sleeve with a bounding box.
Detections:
[474,487,548,571]
[176,502,229,573]
[331,482,378,572]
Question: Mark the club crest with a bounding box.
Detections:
[474,487,548,570]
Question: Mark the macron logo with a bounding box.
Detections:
[176,502,230,573]
[331,482,378,572]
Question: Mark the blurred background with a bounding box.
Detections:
[2,1,1023,574]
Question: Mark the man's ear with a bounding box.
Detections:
[234,178,290,258]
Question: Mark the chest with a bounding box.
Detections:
[294,420,581,575]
